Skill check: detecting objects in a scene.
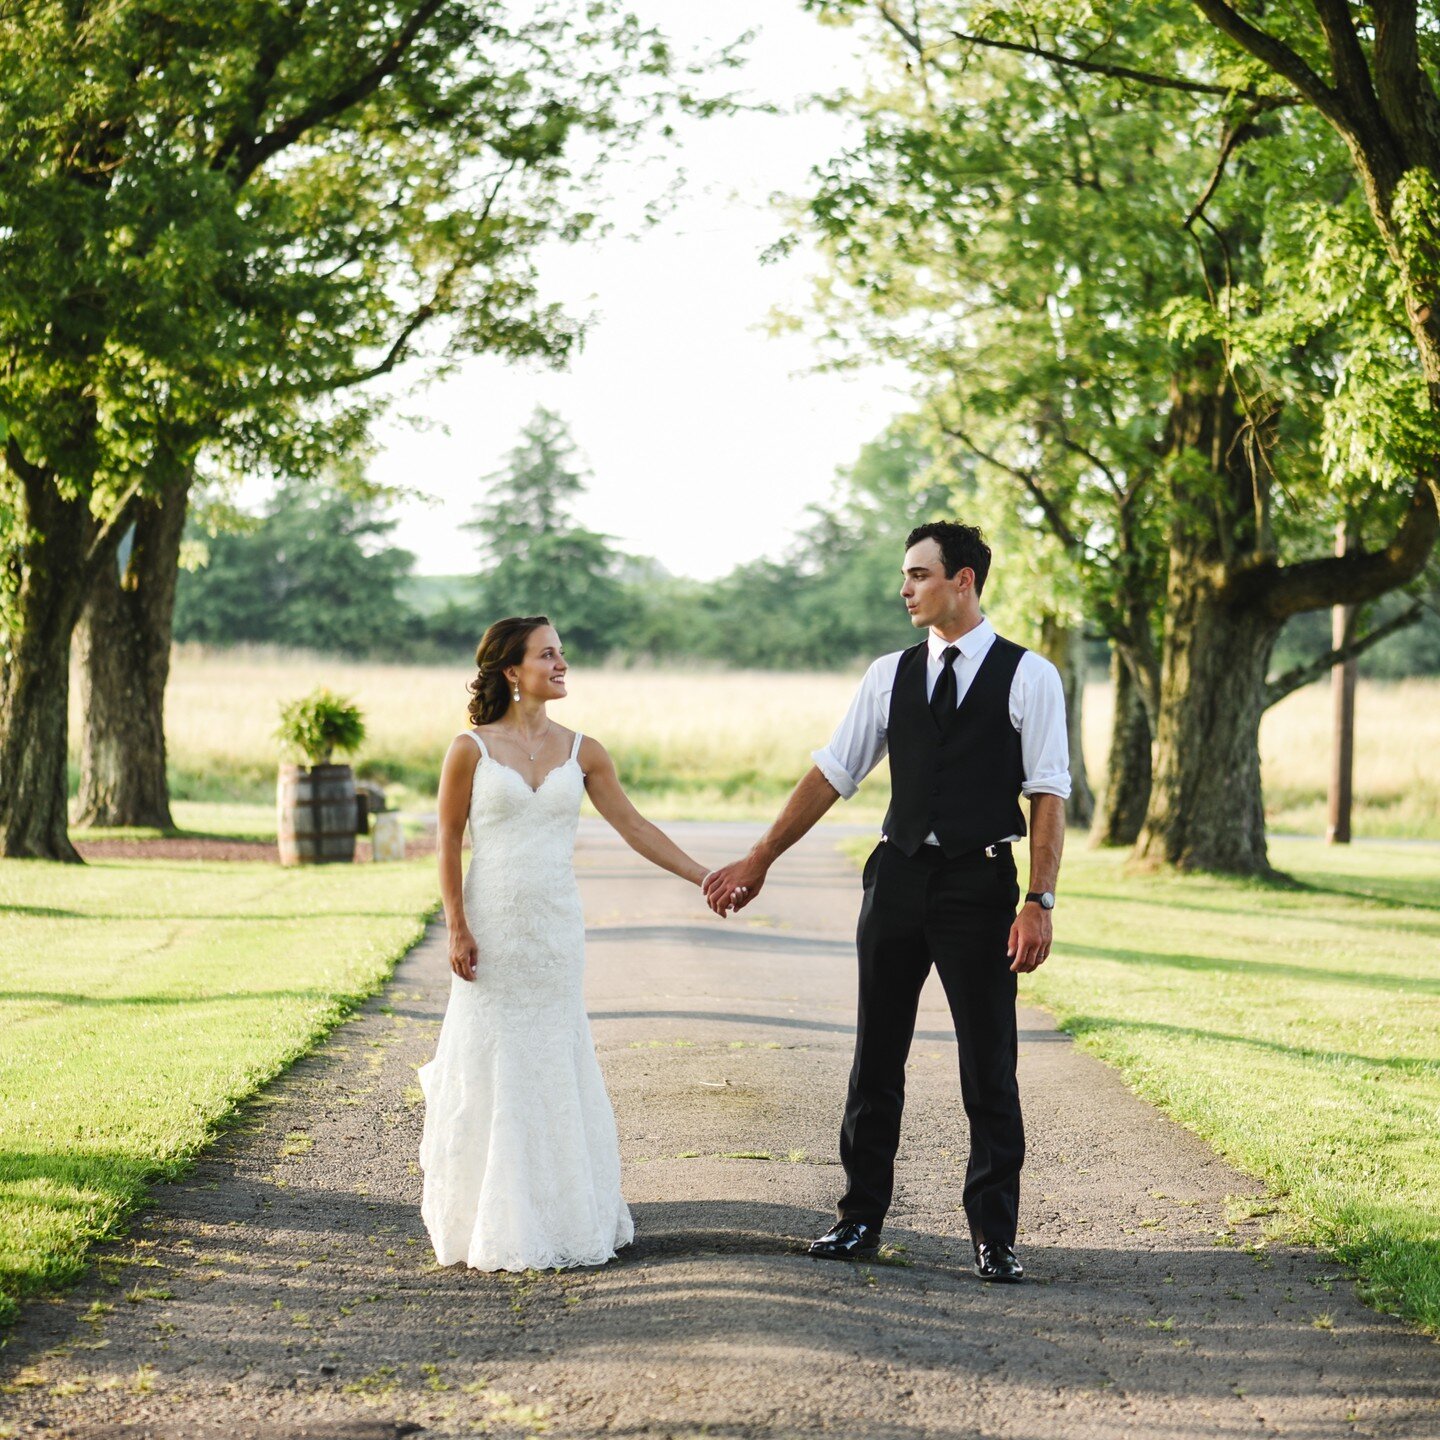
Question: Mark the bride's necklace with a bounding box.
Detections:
[500,720,553,762]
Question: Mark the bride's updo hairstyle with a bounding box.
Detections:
[467,615,552,727]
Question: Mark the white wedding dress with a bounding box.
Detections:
[417,729,634,1271]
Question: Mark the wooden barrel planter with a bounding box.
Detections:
[277,763,360,865]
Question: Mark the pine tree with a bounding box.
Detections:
[467,410,630,659]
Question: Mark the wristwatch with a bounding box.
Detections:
[1024,891,1055,910]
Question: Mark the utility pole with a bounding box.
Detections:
[1327,519,1357,845]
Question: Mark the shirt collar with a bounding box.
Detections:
[928,616,993,661]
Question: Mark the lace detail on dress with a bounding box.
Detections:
[416,732,633,1270]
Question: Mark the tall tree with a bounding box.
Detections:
[468,408,631,658]
[1151,1,1440,862]
[1,0,716,856]
[796,0,1437,873]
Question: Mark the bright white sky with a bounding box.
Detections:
[368,3,912,581]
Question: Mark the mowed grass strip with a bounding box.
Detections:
[0,858,438,1325]
[838,837,1440,1329]
[868,836,1437,1332]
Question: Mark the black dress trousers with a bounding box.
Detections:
[837,838,1024,1247]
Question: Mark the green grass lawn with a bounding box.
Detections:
[0,857,438,1327]
[843,835,1440,1333]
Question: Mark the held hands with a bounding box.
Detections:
[702,856,768,916]
[448,926,479,982]
[1007,903,1052,974]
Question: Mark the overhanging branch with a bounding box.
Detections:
[221,0,452,187]
[1188,0,1344,125]
[876,1,923,56]
[306,248,477,395]
[939,421,1090,557]
[1253,478,1440,618]
[945,27,1297,105]
[319,302,440,393]
[1263,598,1425,708]
[1184,102,1269,230]
[1051,428,1123,497]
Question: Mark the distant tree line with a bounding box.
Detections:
[173,407,955,671]
[175,407,1440,680]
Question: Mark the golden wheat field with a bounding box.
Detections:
[68,646,1440,836]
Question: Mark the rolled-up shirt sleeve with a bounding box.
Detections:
[811,656,894,800]
[1014,653,1072,799]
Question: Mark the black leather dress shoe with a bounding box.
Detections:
[808,1220,881,1260]
[973,1242,1024,1283]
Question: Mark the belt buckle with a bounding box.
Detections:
[984,844,997,859]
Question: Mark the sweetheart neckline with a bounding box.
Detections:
[480,754,581,796]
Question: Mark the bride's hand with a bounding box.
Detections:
[702,858,761,916]
[449,927,479,982]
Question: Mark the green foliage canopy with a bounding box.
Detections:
[0,0,733,856]
[0,0,697,571]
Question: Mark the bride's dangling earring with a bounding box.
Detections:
[512,684,520,703]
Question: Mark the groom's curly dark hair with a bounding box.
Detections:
[906,521,992,596]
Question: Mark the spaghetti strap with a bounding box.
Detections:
[570,731,584,761]
[461,730,490,759]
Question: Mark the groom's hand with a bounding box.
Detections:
[1007,904,1052,973]
[703,856,767,916]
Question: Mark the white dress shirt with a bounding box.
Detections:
[812,618,1071,845]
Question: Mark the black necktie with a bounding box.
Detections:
[930,645,960,726]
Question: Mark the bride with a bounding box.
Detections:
[417,614,711,1271]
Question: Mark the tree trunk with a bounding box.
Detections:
[1134,567,1280,876]
[74,480,191,828]
[1036,614,1094,829]
[1090,647,1151,847]
[0,470,124,860]
[0,609,81,862]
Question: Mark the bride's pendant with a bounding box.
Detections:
[514,721,551,761]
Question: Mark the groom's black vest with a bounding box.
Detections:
[881,636,1028,858]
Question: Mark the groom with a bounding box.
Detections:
[703,521,1069,1282]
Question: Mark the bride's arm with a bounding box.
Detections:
[437,737,481,981]
[579,736,709,886]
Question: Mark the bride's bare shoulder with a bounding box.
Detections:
[446,729,488,759]
[574,733,613,769]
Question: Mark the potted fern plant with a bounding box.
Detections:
[275,689,367,865]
